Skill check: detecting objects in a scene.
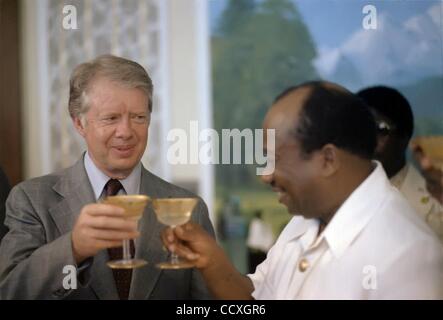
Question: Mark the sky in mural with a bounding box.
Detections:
[210,0,443,120]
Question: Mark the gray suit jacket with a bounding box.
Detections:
[0,157,215,299]
[0,167,10,242]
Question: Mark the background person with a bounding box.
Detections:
[358,86,443,241]
[411,142,443,205]
[246,210,274,273]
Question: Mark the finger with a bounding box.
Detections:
[167,242,200,260]
[173,222,202,241]
[161,230,180,254]
[84,204,125,217]
[165,227,176,243]
[89,229,140,241]
[94,239,124,249]
[88,216,138,231]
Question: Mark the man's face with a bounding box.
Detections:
[74,77,150,178]
[371,109,401,167]
[261,90,322,217]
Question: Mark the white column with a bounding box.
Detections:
[20,0,52,179]
[156,0,172,182]
[167,0,215,223]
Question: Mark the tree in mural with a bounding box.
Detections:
[212,0,319,188]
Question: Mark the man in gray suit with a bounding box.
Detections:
[0,55,215,299]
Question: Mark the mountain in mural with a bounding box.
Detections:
[315,3,442,91]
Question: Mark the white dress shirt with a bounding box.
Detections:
[248,162,443,299]
[391,163,443,242]
[84,152,141,199]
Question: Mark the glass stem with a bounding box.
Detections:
[170,225,179,264]
[171,252,179,265]
[123,240,131,261]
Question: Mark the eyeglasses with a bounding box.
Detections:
[376,120,393,136]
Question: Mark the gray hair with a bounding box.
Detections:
[68,54,154,119]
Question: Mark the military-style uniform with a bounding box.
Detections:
[391,163,443,242]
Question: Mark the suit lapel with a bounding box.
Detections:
[129,168,168,299]
[49,156,119,300]
[49,160,96,235]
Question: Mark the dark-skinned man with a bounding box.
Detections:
[357,86,443,242]
[162,81,443,299]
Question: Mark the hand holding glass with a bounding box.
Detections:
[102,195,150,269]
[152,198,198,269]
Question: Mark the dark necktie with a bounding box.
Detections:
[104,179,135,300]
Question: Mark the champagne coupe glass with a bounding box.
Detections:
[152,198,198,269]
[102,195,150,269]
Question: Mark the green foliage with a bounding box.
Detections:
[398,76,443,136]
[215,185,291,236]
[414,117,443,136]
[212,0,319,187]
[218,0,256,36]
[399,76,443,120]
